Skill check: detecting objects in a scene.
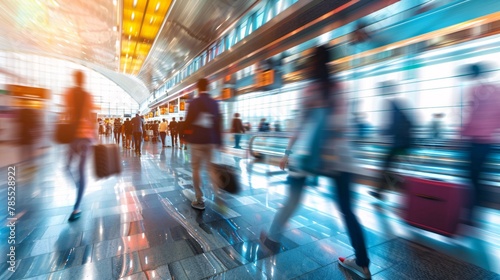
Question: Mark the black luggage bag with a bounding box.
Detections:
[214,164,240,194]
[94,144,122,178]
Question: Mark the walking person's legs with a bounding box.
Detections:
[268,176,306,240]
[234,134,242,148]
[467,142,492,223]
[260,175,306,251]
[134,132,142,154]
[190,144,206,209]
[69,139,91,221]
[335,172,371,279]
[160,132,166,146]
[369,147,399,200]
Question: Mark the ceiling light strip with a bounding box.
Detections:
[120,0,173,75]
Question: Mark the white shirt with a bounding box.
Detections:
[159,121,168,132]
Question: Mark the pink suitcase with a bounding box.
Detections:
[403,177,468,236]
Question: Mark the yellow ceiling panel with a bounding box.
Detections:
[140,24,161,40]
[136,43,152,54]
[121,0,172,74]
[145,0,172,15]
[122,21,142,36]
[120,57,133,65]
[123,0,147,11]
[143,14,162,28]
[121,40,137,54]
[123,9,145,23]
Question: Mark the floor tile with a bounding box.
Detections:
[4,141,499,279]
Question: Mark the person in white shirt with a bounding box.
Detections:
[159,118,169,147]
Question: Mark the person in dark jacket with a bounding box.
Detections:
[258,118,270,132]
[152,120,159,143]
[231,113,245,148]
[113,118,122,144]
[169,117,178,146]
[369,81,414,200]
[123,118,133,149]
[184,78,222,210]
[131,113,144,155]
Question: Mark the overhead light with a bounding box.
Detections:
[150,17,154,24]
[155,2,160,12]
[131,12,135,21]
[113,0,117,6]
[133,0,137,8]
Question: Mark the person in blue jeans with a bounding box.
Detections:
[64,70,95,221]
[261,46,371,279]
[231,113,245,148]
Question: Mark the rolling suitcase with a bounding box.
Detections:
[165,134,172,147]
[214,163,240,194]
[94,144,122,178]
[403,176,468,236]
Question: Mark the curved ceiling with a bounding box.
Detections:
[137,0,259,91]
[0,0,258,104]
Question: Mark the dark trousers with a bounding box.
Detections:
[160,132,167,146]
[133,132,142,153]
[376,146,408,192]
[234,134,242,148]
[171,133,178,146]
[114,131,121,144]
[467,142,492,217]
[269,172,369,267]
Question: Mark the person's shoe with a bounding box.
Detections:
[338,257,371,279]
[259,231,281,253]
[191,200,205,210]
[368,190,384,201]
[68,211,81,222]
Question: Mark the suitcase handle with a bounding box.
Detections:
[416,194,444,202]
[422,177,444,182]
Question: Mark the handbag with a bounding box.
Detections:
[54,88,85,144]
[292,106,336,175]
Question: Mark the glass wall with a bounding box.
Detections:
[0,52,138,116]
[221,34,500,138]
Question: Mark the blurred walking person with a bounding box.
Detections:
[131,113,144,155]
[178,116,187,150]
[64,70,95,221]
[184,78,222,210]
[260,46,372,279]
[113,118,122,145]
[369,81,414,200]
[461,63,500,225]
[159,118,168,147]
[231,113,245,149]
[169,117,178,146]
[123,118,133,149]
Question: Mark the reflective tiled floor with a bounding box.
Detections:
[1,138,499,279]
